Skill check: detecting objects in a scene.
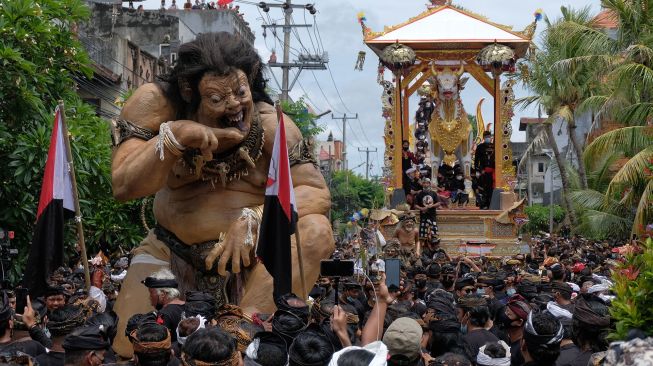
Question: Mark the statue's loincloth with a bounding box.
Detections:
[154,225,243,309]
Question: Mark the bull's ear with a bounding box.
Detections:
[459,77,469,89]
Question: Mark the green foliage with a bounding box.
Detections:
[0,0,146,284]
[522,204,565,234]
[610,238,653,339]
[281,98,324,138]
[329,171,384,225]
[0,0,92,128]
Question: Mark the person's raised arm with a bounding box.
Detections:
[361,275,395,345]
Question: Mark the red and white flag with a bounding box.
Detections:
[256,109,297,300]
[24,106,75,297]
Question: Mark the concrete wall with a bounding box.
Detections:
[166,9,255,45]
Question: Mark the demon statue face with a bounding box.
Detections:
[160,32,270,141]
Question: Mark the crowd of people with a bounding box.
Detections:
[0,232,646,366]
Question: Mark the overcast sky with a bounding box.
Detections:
[142,0,601,177]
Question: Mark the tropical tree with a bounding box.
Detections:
[0,0,147,283]
[329,171,384,225]
[515,8,600,226]
[552,0,653,237]
[280,97,324,138]
[572,126,653,238]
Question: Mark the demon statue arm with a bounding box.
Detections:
[112,84,248,201]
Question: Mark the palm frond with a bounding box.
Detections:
[623,44,653,66]
[583,126,653,166]
[606,146,653,197]
[587,152,620,191]
[617,102,653,126]
[633,179,653,235]
[515,95,542,110]
[553,54,619,75]
[569,189,608,210]
[551,21,618,56]
[555,105,574,123]
[518,128,550,171]
[612,62,653,100]
[576,209,634,240]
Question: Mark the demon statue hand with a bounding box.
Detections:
[110,33,334,358]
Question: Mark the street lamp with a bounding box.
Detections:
[477,42,516,190]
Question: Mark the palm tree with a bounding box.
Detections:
[515,7,602,226]
[573,126,653,237]
[551,0,653,236]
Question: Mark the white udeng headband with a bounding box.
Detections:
[547,301,573,320]
[328,341,388,366]
[476,340,511,366]
[176,314,207,346]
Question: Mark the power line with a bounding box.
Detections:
[301,9,318,54]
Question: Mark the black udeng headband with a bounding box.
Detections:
[142,277,178,289]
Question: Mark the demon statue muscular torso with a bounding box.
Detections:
[111,33,334,357]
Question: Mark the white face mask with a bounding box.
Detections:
[475,173,481,177]
[456,176,463,180]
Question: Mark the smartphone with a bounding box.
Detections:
[368,270,380,285]
[15,287,28,313]
[320,260,355,277]
[385,258,401,290]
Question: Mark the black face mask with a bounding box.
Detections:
[402,146,409,151]
[441,278,454,288]
[415,280,427,288]
[500,313,518,329]
[155,302,164,311]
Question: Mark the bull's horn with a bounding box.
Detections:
[431,63,438,77]
[456,62,465,77]
[476,98,486,145]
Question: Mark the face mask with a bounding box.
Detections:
[501,314,517,328]
[416,280,427,288]
[460,324,468,335]
[476,173,481,178]
[476,288,486,296]
[484,138,491,143]
[155,302,164,311]
[457,176,463,180]
[403,146,409,151]
[442,279,454,288]
[319,283,331,290]
[506,288,516,296]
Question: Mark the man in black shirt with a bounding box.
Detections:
[142,270,185,343]
[414,179,441,247]
[401,140,418,198]
[474,131,495,209]
[456,294,500,353]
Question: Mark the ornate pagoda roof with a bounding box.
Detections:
[364,5,534,57]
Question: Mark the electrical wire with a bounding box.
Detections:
[301,9,318,55]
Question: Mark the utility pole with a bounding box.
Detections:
[281,0,291,101]
[259,1,325,102]
[358,147,378,180]
[331,113,358,174]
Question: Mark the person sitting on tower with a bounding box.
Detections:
[474,131,495,209]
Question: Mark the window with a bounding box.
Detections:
[537,162,545,173]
